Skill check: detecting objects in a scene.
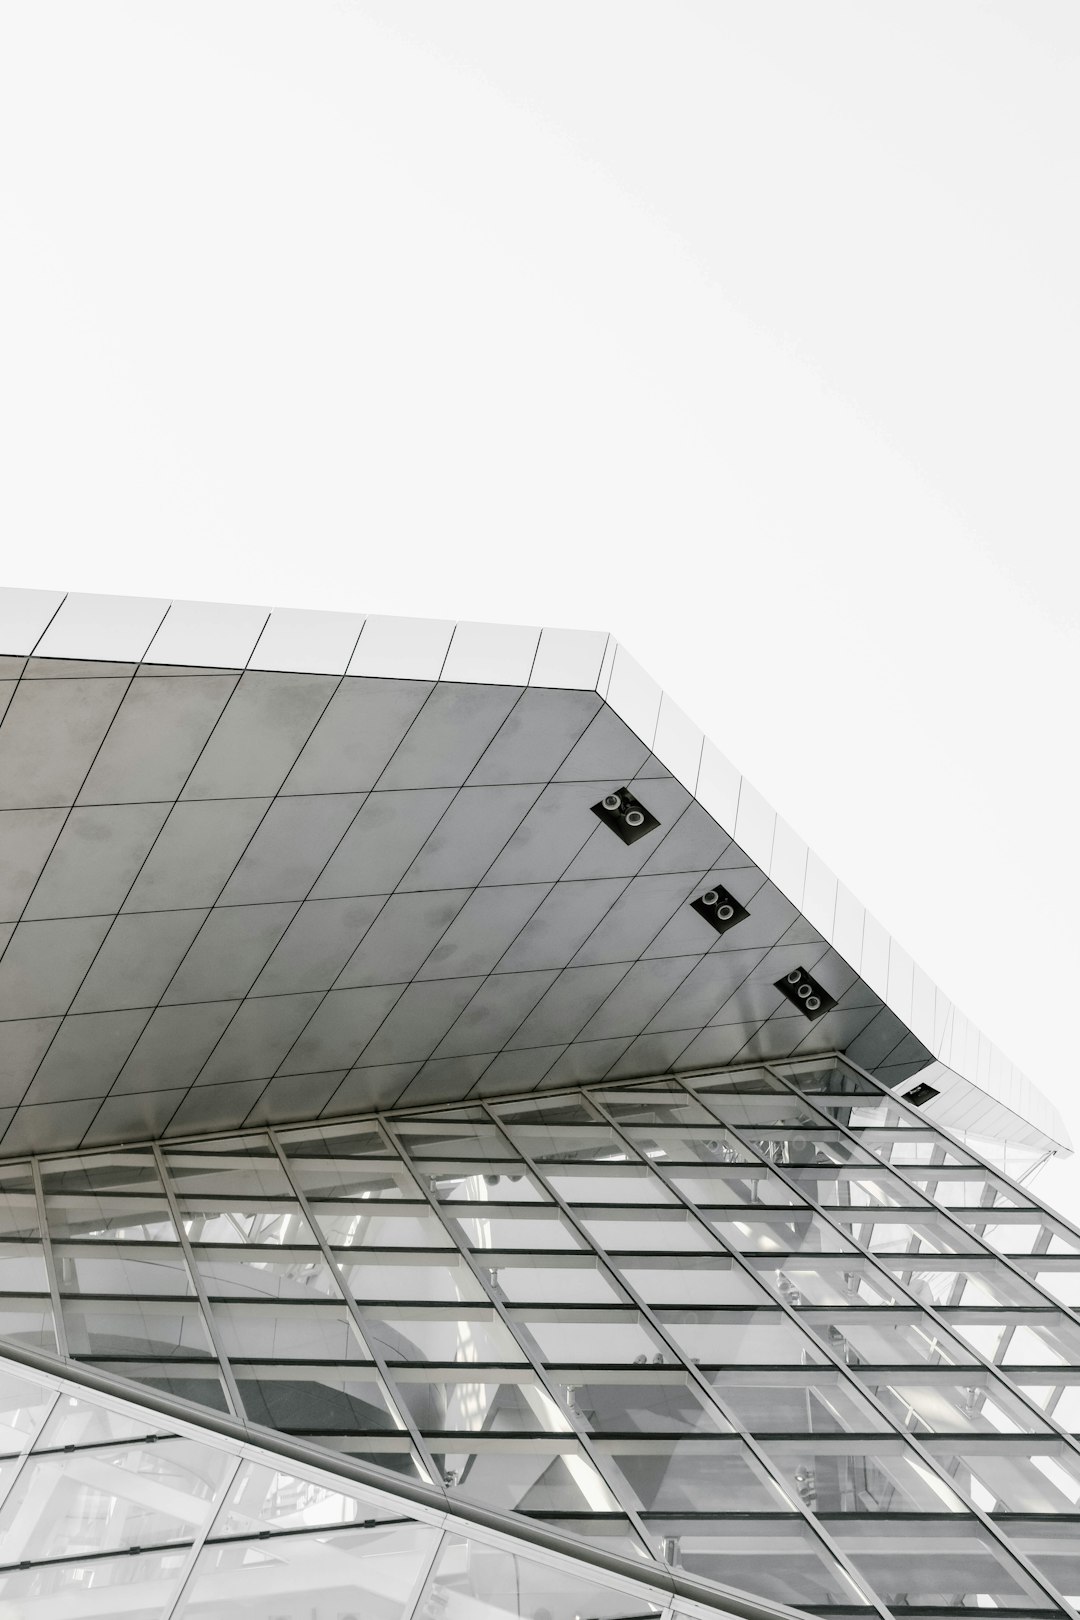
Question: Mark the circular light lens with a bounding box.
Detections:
[786,969,802,985]
[602,794,622,812]
[797,983,812,999]
[805,995,821,1012]
[701,890,720,907]
[717,903,735,920]
[624,809,645,827]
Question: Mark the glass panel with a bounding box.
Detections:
[234,1365,402,1433]
[909,1168,1029,1208]
[179,1200,316,1246]
[45,1191,175,1242]
[0,1436,231,1560]
[830,1212,976,1256]
[395,1370,569,1434]
[578,1210,715,1252]
[335,1252,486,1303]
[425,1165,548,1203]
[0,1365,55,1451]
[750,1257,903,1307]
[194,1248,343,1301]
[555,1373,730,1435]
[433,1439,621,1512]
[655,1308,828,1366]
[0,1163,39,1239]
[544,1165,676,1203]
[213,1301,369,1362]
[861,1371,1052,1436]
[0,1549,189,1618]
[311,1203,453,1249]
[277,1120,392,1158]
[175,1523,442,1620]
[361,1307,526,1365]
[510,1308,668,1366]
[776,1058,881,1095]
[500,1122,638,1162]
[619,1256,769,1306]
[593,1085,716,1125]
[417,1531,660,1620]
[833,1519,1056,1608]
[786,1166,928,1208]
[0,1242,48,1291]
[165,1139,293,1197]
[943,1310,1080,1367]
[801,1310,977,1368]
[622,1124,759,1165]
[759,1437,967,1512]
[881,1262,1046,1309]
[922,1439,1080,1512]
[654,1516,872,1608]
[741,1129,866,1167]
[601,1438,793,1512]
[63,1297,212,1359]
[711,1213,854,1253]
[215,1458,399,1534]
[669,1166,804,1206]
[54,1244,192,1296]
[486,1257,626,1305]
[286,1155,423,1201]
[40,1151,167,1198]
[952,1211,1080,1255]
[393,1116,515,1160]
[92,1361,231,1412]
[859,1130,974,1167]
[713,1371,891,1434]
[0,1297,56,1351]
[36,1392,168,1450]
[445,1207,583,1251]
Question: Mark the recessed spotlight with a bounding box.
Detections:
[903,1082,940,1108]
[591,787,659,845]
[691,883,749,937]
[775,966,835,1021]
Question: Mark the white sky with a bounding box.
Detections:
[1,4,1078,1211]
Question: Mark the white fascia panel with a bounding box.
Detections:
[33,592,170,662]
[146,599,270,668]
[248,608,367,675]
[0,588,67,656]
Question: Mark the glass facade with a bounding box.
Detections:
[2,1053,1080,1616]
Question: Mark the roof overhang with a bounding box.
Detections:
[0,587,1068,1159]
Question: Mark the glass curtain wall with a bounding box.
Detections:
[1,1054,1080,1616]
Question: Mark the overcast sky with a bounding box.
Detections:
[1,4,1078,1210]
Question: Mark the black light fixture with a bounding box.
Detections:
[903,1082,940,1108]
[775,965,836,1021]
[691,882,749,937]
[591,786,660,845]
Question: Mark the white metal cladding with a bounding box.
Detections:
[0,587,1067,1159]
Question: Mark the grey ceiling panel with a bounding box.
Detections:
[0,1019,61,1106]
[416,885,549,981]
[280,678,432,795]
[335,892,470,989]
[0,1099,101,1157]
[0,677,128,810]
[250,897,384,998]
[198,994,324,1085]
[400,784,543,891]
[376,684,522,790]
[398,1054,495,1107]
[357,978,487,1068]
[81,1087,189,1146]
[181,672,339,800]
[553,704,651,783]
[638,801,732,877]
[576,955,701,1042]
[607,1031,701,1078]
[309,789,455,899]
[0,809,66,921]
[0,917,112,1019]
[245,1070,346,1126]
[542,1037,634,1086]
[21,1009,150,1105]
[70,909,210,1013]
[122,799,271,912]
[279,985,404,1076]
[644,950,767,1035]
[77,675,238,804]
[218,794,366,906]
[160,903,300,1005]
[480,783,611,888]
[323,1063,422,1115]
[495,879,627,973]
[112,1001,241,1094]
[570,872,703,967]
[668,1022,757,1071]
[166,1078,268,1136]
[467,688,602,786]
[473,1044,565,1092]
[505,963,629,1051]
[430,970,560,1060]
[23,803,172,921]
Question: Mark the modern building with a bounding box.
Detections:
[0,585,1077,1620]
